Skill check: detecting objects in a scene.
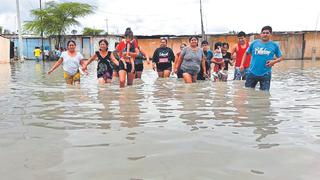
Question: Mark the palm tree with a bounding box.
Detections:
[24,1,94,47]
[83,27,104,36]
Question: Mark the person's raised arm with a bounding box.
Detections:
[48,57,63,75]
[83,53,97,70]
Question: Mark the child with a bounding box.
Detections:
[211,42,225,81]
[33,47,42,62]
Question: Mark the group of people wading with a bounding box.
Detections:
[48,26,283,91]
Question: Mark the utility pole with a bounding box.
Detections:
[40,0,44,61]
[200,0,206,41]
[105,18,109,35]
[312,13,319,61]
[16,0,24,62]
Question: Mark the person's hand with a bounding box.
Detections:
[266,60,276,67]
[232,53,236,60]
[152,63,156,71]
[47,70,53,75]
[239,65,244,72]
[131,67,135,73]
[82,64,87,72]
[173,67,178,74]
[203,72,208,79]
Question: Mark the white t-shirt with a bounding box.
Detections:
[60,51,84,75]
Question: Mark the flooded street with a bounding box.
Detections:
[1,60,320,180]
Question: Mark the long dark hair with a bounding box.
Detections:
[99,39,109,46]
[67,40,76,47]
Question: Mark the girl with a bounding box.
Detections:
[212,42,225,81]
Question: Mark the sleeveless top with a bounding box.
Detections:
[96,51,113,75]
[236,42,251,68]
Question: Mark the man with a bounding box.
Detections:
[197,40,213,80]
[240,26,283,91]
[231,31,251,80]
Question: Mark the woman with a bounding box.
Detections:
[152,38,175,78]
[174,36,207,83]
[83,39,119,84]
[117,28,139,88]
[135,46,150,79]
[47,40,85,85]
[174,43,187,79]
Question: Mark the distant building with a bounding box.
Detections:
[0,35,10,63]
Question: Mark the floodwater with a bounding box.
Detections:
[0,60,320,180]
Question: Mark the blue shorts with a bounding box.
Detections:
[245,71,271,91]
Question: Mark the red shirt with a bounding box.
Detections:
[117,39,138,56]
[235,42,251,68]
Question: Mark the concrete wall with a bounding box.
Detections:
[5,32,319,60]
[138,32,318,60]
[303,32,320,59]
[8,35,121,59]
[138,37,190,58]
[0,36,10,63]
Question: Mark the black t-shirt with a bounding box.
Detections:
[152,47,175,64]
[223,52,232,71]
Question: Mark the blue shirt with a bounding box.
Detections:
[246,40,282,76]
[204,50,213,64]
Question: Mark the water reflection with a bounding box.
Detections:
[1,60,320,179]
[0,62,11,95]
[118,87,141,128]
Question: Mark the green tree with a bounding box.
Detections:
[0,26,3,34]
[83,27,104,36]
[24,1,94,47]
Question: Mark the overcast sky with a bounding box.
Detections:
[1,0,320,35]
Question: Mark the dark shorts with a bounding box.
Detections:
[119,61,133,73]
[177,68,183,78]
[135,63,144,72]
[156,63,172,72]
[245,71,271,91]
[97,70,113,80]
[181,68,199,76]
[111,62,119,72]
[197,65,206,80]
